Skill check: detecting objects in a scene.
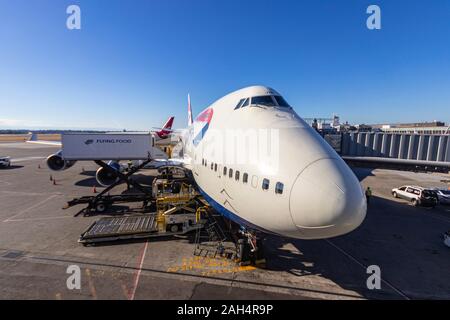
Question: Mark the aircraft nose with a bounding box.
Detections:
[289,158,366,239]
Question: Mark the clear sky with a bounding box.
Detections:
[1,0,449,130]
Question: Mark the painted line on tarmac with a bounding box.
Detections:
[12,156,46,162]
[3,194,59,222]
[325,239,410,300]
[129,240,149,300]
[5,216,72,222]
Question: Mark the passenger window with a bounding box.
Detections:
[243,173,248,184]
[204,160,207,167]
[211,163,213,170]
[235,171,240,181]
[399,187,406,191]
[202,159,204,166]
[234,98,245,110]
[214,163,217,172]
[229,169,233,178]
[223,167,227,175]
[275,182,284,194]
[241,98,249,108]
[406,188,414,193]
[251,175,258,188]
[262,178,270,190]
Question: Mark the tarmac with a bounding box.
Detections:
[0,142,450,300]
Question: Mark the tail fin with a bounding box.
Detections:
[155,116,175,139]
[188,94,193,126]
[29,132,38,141]
[162,116,174,130]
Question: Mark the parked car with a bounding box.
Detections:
[391,185,438,207]
[432,189,450,205]
[0,156,11,168]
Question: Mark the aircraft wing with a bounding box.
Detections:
[26,133,61,146]
[27,140,61,146]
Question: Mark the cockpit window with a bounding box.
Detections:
[241,98,249,108]
[234,98,245,110]
[251,96,277,107]
[274,96,290,107]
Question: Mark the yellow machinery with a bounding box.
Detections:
[154,179,201,232]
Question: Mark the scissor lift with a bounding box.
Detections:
[64,159,154,216]
[78,172,206,245]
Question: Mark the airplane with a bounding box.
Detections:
[177,86,367,240]
[34,86,368,241]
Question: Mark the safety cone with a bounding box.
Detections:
[92,185,97,193]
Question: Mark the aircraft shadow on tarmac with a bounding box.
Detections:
[262,194,450,300]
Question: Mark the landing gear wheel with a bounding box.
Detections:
[95,201,108,213]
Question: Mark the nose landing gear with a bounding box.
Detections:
[238,229,266,268]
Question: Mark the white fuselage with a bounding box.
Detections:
[181,86,367,240]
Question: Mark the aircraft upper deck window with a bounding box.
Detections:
[235,98,245,110]
[235,171,240,181]
[243,173,248,184]
[251,96,277,107]
[229,168,233,178]
[274,96,290,107]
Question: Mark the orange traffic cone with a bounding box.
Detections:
[92,185,97,193]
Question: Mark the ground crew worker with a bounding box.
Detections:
[365,187,372,205]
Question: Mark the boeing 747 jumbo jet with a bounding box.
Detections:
[38,86,367,240]
[177,86,367,239]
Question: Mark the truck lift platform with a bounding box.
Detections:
[79,214,158,244]
[79,212,204,245]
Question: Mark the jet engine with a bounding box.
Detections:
[46,151,76,171]
[95,161,121,187]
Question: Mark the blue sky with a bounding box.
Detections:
[1,0,449,130]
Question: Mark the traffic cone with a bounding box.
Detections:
[92,185,97,193]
